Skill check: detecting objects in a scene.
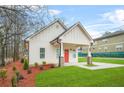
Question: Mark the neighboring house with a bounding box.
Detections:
[25,20,93,66]
[93,31,124,53]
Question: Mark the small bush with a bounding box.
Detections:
[18,74,24,80]
[21,58,24,63]
[42,61,46,65]
[51,64,55,68]
[0,69,7,80]
[11,75,17,87]
[15,70,20,83]
[15,70,20,77]
[39,66,43,70]
[34,62,38,67]
[23,59,29,70]
[12,65,16,71]
[27,69,32,74]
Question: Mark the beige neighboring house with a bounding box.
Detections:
[93,31,124,53]
[25,20,93,66]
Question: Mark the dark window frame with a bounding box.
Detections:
[40,48,45,58]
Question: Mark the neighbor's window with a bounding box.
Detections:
[102,39,108,43]
[40,48,45,58]
[104,47,108,52]
[116,45,123,51]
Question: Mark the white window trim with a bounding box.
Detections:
[115,44,123,48]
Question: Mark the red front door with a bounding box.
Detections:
[64,49,69,63]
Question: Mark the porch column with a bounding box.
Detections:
[87,45,92,64]
[75,48,78,63]
[59,42,64,67]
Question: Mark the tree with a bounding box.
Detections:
[0,5,52,66]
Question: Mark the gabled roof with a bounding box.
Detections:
[25,19,68,41]
[50,22,93,44]
[94,30,124,40]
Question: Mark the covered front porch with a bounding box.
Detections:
[51,40,93,66]
[59,42,93,66]
[50,22,93,66]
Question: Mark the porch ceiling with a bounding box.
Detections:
[50,40,89,48]
[63,43,88,48]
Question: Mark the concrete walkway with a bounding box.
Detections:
[64,62,124,70]
[94,57,124,60]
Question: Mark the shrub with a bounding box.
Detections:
[42,61,46,65]
[0,69,7,80]
[21,58,24,63]
[39,66,43,70]
[18,74,24,80]
[11,75,17,87]
[23,59,29,70]
[12,65,16,71]
[51,64,55,68]
[34,62,38,67]
[15,70,20,83]
[15,70,20,77]
[27,69,32,74]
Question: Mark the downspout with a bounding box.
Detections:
[28,41,29,62]
[57,38,61,67]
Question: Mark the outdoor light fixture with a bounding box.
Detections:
[90,41,94,46]
[80,47,82,51]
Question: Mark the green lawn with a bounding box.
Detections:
[36,66,124,87]
[78,57,124,64]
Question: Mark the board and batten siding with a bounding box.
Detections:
[29,22,66,65]
[61,25,90,45]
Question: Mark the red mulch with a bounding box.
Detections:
[0,61,52,87]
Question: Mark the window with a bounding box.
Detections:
[104,47,108,52]
[73,53,76,58]
[116,45,123,51]
[40,48,45,58]
[102,39,108,43]
[92,46,95,50]
[56,48,60,58]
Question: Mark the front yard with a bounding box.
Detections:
[36,57,124,87]
[36,66,124,87]
[1,57,124,87]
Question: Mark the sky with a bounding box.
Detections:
[48,5,124,38]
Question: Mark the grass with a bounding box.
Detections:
[36,66,124,87]
[78,57,124,64]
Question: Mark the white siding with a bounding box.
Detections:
[29,22,65,65]
[61,25,90,45]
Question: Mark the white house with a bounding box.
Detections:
[25,19,93,66]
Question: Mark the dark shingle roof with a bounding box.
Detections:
[94,30,124,40]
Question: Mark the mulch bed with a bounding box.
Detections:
[0,61,53,87]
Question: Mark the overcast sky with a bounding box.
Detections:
[48,5,124,38]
